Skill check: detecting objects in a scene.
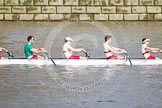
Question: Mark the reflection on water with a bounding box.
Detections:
[50,66,113,92]
[0,21,162,108]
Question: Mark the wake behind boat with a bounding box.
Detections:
[0,58,162,66]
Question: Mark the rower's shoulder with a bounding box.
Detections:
[24,43,32,48]
[103,42,107,46]
[142,44,147,47]
[24,43,29,47]
[63,43,69,47]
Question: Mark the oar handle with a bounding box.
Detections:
[85,52,90,58]
[7,52,14,58]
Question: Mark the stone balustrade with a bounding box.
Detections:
[0,0,162,21]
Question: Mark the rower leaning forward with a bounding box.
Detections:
[63,37,88,59]
[141,38,162,59]
[24,36,47,59]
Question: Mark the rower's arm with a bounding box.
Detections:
[145,46,160,53]
[31,48,45,54]
[108,45,124,54]
[0,47,8,53]
[112,47,121,51]
[0,47,2,51]
[68,46,86,53]
[108,46,119,53]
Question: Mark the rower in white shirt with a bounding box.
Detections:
[63,37,87,59]
[103,35,127,59]
[141,38,162,59]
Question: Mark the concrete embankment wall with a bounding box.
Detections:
[0,0,162,21]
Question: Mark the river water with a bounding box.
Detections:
[0,21,162,108]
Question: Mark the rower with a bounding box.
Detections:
[103,35,127,59]
[63,37,87,59]
[141,38,161,59]
[0,47,9,59]
[24,36,47,59]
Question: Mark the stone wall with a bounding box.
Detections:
[0,0,162,21]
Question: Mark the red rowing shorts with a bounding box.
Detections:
[0,56,2,59]
[147,56,156,59]
[69,55,80,59]
[107,55,118,59]
[30,55,38,59]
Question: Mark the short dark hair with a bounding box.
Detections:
[142,38,146,43]
[105,35,112,42]
[27,36,34,42]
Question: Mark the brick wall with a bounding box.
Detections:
[0,0,162,21]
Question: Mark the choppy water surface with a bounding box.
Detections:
[0,21,162,108]
[0,65,162,108]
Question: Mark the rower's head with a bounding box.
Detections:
[27,36,34,44]
[65,37,73,44]
[142,38,150,44]
[105,35,112,42]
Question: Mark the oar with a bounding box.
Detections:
[7,52,14,58]
[124,53,132,66]
[44,52,57,67]
[2,49,14,58]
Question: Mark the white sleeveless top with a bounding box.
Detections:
[63,43,72,58]
[103,43,113,57]
[141,44,150,59]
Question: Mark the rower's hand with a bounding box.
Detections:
[1,48,5,51]
[82,49,87,53]
[152,48,161,53]
[119,49,127,53]
[1,48,8,53]
[39,48,47,52]
[158,49,162,53]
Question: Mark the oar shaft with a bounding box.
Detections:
[124,53,132,66]
[50,58,57,67]
[44,52,57,67]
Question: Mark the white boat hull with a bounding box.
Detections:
[0,58,162,66]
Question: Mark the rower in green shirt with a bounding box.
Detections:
[24,36,46,59]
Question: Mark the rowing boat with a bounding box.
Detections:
[0,58,162,66]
